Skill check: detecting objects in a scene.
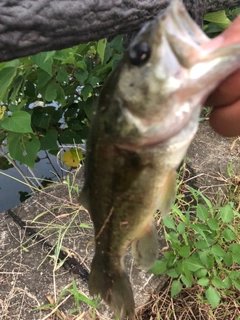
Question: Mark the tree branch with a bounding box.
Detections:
[0,0,239,62]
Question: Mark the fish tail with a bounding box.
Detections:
[132,222,158,270]
[89,254,135,319]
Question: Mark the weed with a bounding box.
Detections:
[151,167,240,312]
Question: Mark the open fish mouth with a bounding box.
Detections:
[122,0,240,149]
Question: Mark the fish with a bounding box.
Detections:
[79,0,240,318]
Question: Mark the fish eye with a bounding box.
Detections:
[129,42,151,66]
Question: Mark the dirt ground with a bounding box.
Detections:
[0,120,239,320]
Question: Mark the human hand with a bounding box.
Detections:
[205,69,240,137]
[203,17,240,137]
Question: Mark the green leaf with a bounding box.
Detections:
[229,243,240,253]
[223,252,233,267]
[178,246,190,258]
[56,84,66,106]
[32,109,51,129]
[4,59,21,68]
[222,276,232,289]
[45,80,59,101]
[211,244,225,258]
[195,240,209,250]
[171,280,182,297]
[199,251,214,269]
[212,276,228,289]
[232,279,240,291]
[204,10,231,28]
[182,261,193,280]
[177,222,185,234]
[40,130,58,150]
[169,237,181,250]
[10,75,24,101]
[220,204,234,223]
[31,51,54,76]
[151,260,167,275]
[8,104,19,112]
[222,228,236,242]
[190,223,211,244]
[197,277,209,287]
[69,122,83,130]
[56,67,69,84]
[75,60,87,69]
[182,258,203,272]
[207,218,219,231]
[204,23,225,35]
[112,57,121,70]
[167,268,179,278]
[87,75,102,87]
[163,216,176,230]
[97,38,107,64]
[164,250,175,261]
[196,204,209,221]
[81,84,93,100]
[0,67,17,101]
[181,275,193,287]
[74,69,88,83]
[231,252,240,264]
[206,286,220,308]
[59,129,83,144]
[37,69,52,88]
[24,80,36,97]
[2,111,32,133]
[229,270,240,280]
[194,268,208,278]
[110,35,123,52]
[0,132,6,144]
[8,133,40,167]
[0,156,13,170]
[84,96,96,120]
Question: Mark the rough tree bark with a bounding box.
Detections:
[0,0,239,62]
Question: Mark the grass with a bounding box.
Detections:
[139,160,240,320]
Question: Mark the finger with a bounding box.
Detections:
[205,69,240,107]
[209,100,240,137]
[203,15,240,107]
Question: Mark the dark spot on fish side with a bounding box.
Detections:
[112,147,145,193]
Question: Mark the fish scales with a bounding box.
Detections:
[80,0,240,318]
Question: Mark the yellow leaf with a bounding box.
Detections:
[0,105,6,120]
[61,148,83,167]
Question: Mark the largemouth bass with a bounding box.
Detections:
[80,0,240,318]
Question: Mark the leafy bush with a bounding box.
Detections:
[152,181,240,309]
[0,36,123,167]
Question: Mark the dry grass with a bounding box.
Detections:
[136,278,240,320]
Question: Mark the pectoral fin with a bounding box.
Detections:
[132,222,158,270]
[158,169,176,216]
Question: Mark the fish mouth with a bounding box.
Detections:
[145,0,240,147]
[119,0,240,151]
